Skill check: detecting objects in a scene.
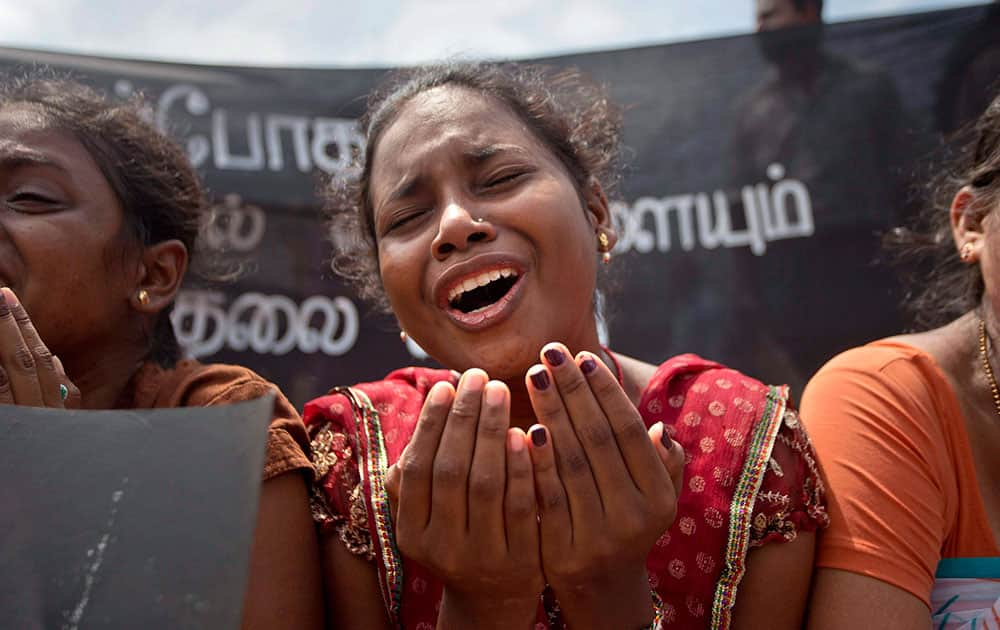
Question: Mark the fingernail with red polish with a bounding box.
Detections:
[530,426,547,447]
[580,355,598,375]
[543,348,565,366]
[529,367,550,390]
[660,424,674,450]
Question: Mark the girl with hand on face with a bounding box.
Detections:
[0,76,323,629]
[307,62,827,630]
[802,93,1000,629]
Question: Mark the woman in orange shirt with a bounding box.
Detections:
[802,93,1000,628]
[0,76,323,628]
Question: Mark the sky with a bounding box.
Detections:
[0,0,986,67]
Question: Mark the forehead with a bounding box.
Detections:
[0,104,106,182]
[371,86,555,181]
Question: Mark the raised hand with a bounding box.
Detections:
[387,369,543,630]
[0,288,79,408]
[525,343,684,630]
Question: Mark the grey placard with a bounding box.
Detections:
[0,394,273,629]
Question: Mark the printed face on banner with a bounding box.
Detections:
[369,86,604,379]
[0,105,133,351]
[755,0,817,31]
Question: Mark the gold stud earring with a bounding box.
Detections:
[598,232,611,265]
[399,330,408,343]
[136,289,151,306]
[961,244,975,262]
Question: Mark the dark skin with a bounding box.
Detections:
[323,86,817,629]
[0,104,323,629]
[806,187,1000,629]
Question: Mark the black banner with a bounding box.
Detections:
[2,4,997,404]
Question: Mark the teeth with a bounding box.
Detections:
[447,267,518,303]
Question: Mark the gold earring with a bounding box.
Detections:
[598,232,611,265]
[136,289,151,306]
[399,330,408,343]
[961,244,975,262]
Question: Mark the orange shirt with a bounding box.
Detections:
[121,359,313,482]
[801,340,998,608]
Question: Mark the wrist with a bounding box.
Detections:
[437,587,539,630]
[551,569,653,630]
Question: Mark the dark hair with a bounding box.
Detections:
[886,90,1000,330]
[0,74,208,367]
[326,61,623,310]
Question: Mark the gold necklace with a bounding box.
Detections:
[978,318,1000,418]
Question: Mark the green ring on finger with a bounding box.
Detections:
[59,384,69,401]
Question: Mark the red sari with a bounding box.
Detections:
[306,354,827,629]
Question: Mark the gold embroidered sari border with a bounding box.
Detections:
[710,385,789,629]
[333,386,405,628]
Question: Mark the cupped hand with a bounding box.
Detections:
[525,343,684,630]
[386,369,543,629]
[0,288,80,408]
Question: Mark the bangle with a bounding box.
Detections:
[637,589,665,630]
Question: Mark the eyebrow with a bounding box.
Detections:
[0,143,66,173]
[465,144,528,163]
[382,144,530,205]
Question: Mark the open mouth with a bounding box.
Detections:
[447,267,520,314]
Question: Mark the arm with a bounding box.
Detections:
[800,348,947,629]
[319,531,392,630]
[807,569,930,629]
[241,472,325,630]
[730,532,815,629]
[731,405,827,629]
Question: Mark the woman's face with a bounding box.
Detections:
[0,104,137,357]
[369,86,610,379]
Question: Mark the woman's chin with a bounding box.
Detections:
[436,335,539,382]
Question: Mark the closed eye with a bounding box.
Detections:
[6,192,62,212]
[385,207,430,233]
[483,169,529,190]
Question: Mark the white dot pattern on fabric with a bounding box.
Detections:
[687,595,705,617]
[689,476,706,493]
[704,507,724,528]
[679,516,697,535]
[696,552,715,573]
[724,428,744,447]
[668,558,687,579]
